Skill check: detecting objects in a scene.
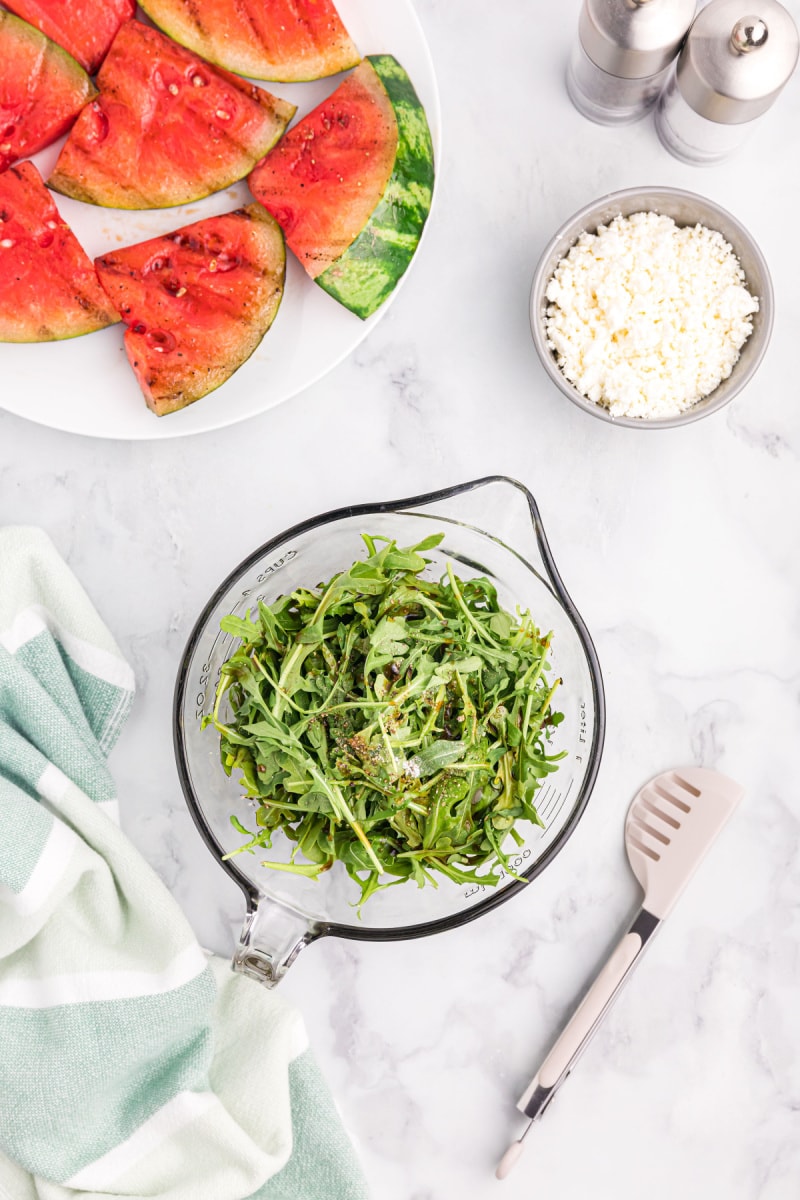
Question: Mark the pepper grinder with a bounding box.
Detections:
[567,0,698,125]
[656,0,799,164]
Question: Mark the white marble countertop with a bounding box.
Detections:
[2,1,800,1196]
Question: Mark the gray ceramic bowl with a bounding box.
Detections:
[530,186,774,429]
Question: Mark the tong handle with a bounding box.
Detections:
[517,908,660,1120]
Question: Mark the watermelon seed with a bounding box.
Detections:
[90,104,109,142]
[145,255,172,274]
[0,238,14,248]
[189,72,208,87]
[215,110,231,121]
[146,330,177,353]
[38,232,54,249]
[212,253,240,273]
[133,323,147,334]
[169,83,179,95]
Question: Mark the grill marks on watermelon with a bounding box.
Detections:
[248,55,434,320]
[1,0,136,75]
[138,0,359,83]
[0,162,119,342]
[0,12,96,173]
[250,60,397,279]
[94,204,285,415]
[48,21,297,210]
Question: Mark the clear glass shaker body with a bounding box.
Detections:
[655,65,753,163]
[567,37,673,124]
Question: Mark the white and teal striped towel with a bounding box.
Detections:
[0,527,368,1200]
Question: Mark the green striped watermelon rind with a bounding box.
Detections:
[315,55,434,321]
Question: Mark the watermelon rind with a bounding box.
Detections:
[137,0,360,83]
[314,55,434,320]
[0,11,96,171]
[0,162,119,342]
[95,203,286,415]
[48,22,297,211]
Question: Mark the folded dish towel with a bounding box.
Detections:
[0,527,368,1200]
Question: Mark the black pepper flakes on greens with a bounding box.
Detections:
[205,533,565,907]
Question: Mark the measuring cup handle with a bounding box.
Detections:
[233,896,318,987]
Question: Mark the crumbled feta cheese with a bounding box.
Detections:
[544,211,759,420]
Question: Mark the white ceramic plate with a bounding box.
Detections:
[1,0,440,440]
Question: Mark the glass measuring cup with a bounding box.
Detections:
[173,477,606,985]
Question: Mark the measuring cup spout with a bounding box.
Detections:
[234,897,319,987]
[407,476,567,603]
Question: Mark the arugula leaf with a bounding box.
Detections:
[207,533,565,907]
[410,739,468,777]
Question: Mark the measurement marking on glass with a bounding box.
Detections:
[549,777,574,820]
[195,628,233,719]
[540,788,561,822]
[537,784,554,820]
[542,778,572,823]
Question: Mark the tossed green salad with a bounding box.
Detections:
[206,534,565,906]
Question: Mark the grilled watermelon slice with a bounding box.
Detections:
[0,11,96,174]
[1,0,135,75]
[139,0,359,83]
[48,21,296,210]
[95,204,285,415]
[248,55,434,320]
[0,162,119,342]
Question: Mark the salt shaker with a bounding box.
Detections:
[567,0,698,125]
[656,0,799,164]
